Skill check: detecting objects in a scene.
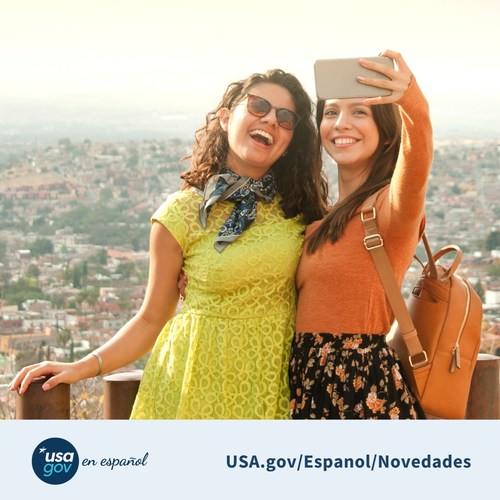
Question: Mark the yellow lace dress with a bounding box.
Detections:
[130,189,305,419]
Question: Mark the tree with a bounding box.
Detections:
[82,261,88,285]
[78,286,99,306]
[26,264,41,280]
[58,137,72,150]
[473,279,485,303]
[2,199,14,211]
[56,326,74,361]
[4,277,45,307]
[487,264,500,278]
[99,187,113,203]
[127,151,139,168]
[15,338,42,369]
[0,239,6,261]
[72,266,82,289]
[485,231,500,251]
[117,261,135,279]
[29,238,54,256]
[118,290,133,316]
[92,248,107,266]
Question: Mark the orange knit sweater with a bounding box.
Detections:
[295,77,433,334]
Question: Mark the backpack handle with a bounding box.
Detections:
[422,234,462,282]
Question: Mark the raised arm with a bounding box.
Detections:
[9,221,183,393]
[359,50,433,223]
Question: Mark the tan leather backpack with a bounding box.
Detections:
[361,195,483,419]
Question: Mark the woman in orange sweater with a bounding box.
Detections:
[290,50,433,419]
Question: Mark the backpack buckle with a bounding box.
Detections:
[361,207,376,221]
[364,234,384,250]
[409,351,428,369]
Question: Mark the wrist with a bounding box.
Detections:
[77,352,104,379]
[90,351,103,376]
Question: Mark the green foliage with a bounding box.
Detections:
[88,248,107,265]
[29,237,54,256]
[473,279,485,303]
[52,202,149,250]
[4,277,46,307]
[62,262,88,289]
[2,199,14,210]
[16,347,41,370]
[0,239,6,261]
[78,286,99,305]
[136,260,149,281]
[487,264,500,277]
[99,187,113,203]
[26,264,41,279]
[116,261,135,279]
[82,261,88,278]
[55,327,76,361]
[58,137,72,149]
[89,224,149,249]
[32,217,48,229]
[127,151,139,167]
[0,213,23,231]
[485,231,500,251]
[72,266,82,288]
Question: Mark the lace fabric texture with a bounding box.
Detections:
[130,189,305,419]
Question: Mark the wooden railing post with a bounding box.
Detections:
[466,353,500,419]
[102,370,143,419]
[16,359,496,420]
[15,376,70,419]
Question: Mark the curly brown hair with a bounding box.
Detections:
[180,69,329,223]
[306,100,402,254]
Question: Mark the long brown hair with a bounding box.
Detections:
[306,100,402,254]
[180,69,329,223]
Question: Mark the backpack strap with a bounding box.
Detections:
[360,191,428,369]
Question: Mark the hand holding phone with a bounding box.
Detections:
[314,56,394,100]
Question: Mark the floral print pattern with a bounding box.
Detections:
[289,333,424,420]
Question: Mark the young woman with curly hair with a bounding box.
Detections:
[11,69,329,419]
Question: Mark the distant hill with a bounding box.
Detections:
[1,95,499,143]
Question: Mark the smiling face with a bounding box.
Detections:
[319,98,380,172]
[219,82,295,179]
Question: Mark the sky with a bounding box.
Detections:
[2,0,500,137]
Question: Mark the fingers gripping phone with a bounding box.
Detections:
[314,57,394,99]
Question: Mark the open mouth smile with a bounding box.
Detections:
[249,129,274,146]
[333,137,357,145]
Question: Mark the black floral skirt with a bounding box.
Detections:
[289,332,425,420]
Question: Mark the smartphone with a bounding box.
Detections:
[314,56,394,100]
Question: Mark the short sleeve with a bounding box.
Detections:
[151,190,200,251]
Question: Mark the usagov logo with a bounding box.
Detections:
[32,437,79,485]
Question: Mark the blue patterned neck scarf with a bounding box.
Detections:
[199,169,277,253]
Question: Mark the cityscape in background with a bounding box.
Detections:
[0,109,499,419]
[2,92,500,145]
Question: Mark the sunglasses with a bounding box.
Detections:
[245,94,300,131]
